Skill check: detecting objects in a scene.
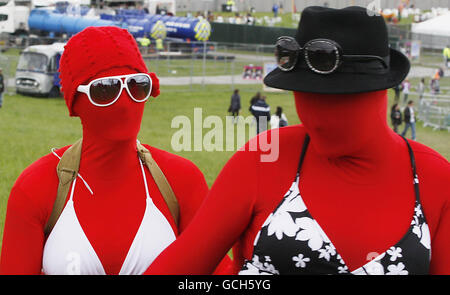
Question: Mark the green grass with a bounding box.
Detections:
[0,83,449,251]
[178,12,300,28]
[146,57,252,77]
[177,11,416,29]
[0,48,21,56]
[0,84,298,249]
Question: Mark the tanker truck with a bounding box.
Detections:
[28,8,168,40]
[101,9,211,42]
[28,8,121,36]
[146,14,211,42]
[28,7,210,42]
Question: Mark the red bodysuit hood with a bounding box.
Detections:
[59,26,157,117]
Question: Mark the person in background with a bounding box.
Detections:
[393,83,401,103]
[249,91,261,127]
[270,106,288,129]
[438,67,444,79]
[250,95,270,134]
[402,78,410,104]
[226,0,235,12]
[443,45,450,69]
[390,103,402,133]
[272,3,279,17]
[228,89,241,124]
[249,91,261,108]
[207,11,215,22]
[139,35,151,54]
[431,69,441,95]
[0,68,4,108]
[216,14,224,23]
[397,2,403,21]
[246,13,255,25]
[417,78,425,100]
[401,100,416,140]
[155,38,164,52]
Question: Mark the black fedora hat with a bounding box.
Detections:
[264,6,410,94]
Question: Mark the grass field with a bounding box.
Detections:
[177,12,417,29]
[1,82,449,250]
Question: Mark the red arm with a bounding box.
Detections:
[145,147,260,275]
[0,154,60,275]
[413,144,450,275]
[429,199,450,274]
[0,186,45,274]
[146,145,234,274]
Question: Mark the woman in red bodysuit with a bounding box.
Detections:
[145,7,450,275]
[0,26,230,275]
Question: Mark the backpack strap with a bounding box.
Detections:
[44,139,83,237]
[44,139,179,237]
[136,142,179,226]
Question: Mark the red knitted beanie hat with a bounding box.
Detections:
[59,26,149,116]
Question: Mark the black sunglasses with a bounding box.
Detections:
[275,36,389,74]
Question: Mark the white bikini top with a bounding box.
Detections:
[42,152,176,275]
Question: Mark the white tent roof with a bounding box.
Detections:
[411,12,450,37]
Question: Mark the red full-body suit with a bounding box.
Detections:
[0,66,231,275]
[145,90,450,275]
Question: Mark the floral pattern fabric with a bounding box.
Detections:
[239,174,431,275]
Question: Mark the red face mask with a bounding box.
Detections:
[72,66,159,142]
[294,90,388,157]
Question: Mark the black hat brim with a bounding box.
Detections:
[263,48,410,94]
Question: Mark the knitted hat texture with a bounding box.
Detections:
[59,26,148,116]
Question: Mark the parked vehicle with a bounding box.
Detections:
[0,0,30,34]
[15,42,64,97]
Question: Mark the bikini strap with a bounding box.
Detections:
[297,134,310,175]
[399,135,421,204]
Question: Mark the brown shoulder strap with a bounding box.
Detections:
[137,142,179,226]
[44,140,180,237]
[44,139,83,237]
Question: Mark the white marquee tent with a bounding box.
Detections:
[411,12,450,37]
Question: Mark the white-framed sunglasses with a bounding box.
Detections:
[77,73,152,107]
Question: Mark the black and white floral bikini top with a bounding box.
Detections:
[239,135,431,275]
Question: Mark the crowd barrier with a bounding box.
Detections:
[414,93,450,131]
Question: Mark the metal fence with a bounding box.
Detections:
[0,37,276,95]
[410,33,450,51]
[406,92,450,131]
[146,40,274,93]
[385,23,450,51]
[418,97,450,131]
[0,52,18,95]
[175,0,450,13]
[1,35,447,97]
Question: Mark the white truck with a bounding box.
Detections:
[15,42,65,97]
[0,1,30,34]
